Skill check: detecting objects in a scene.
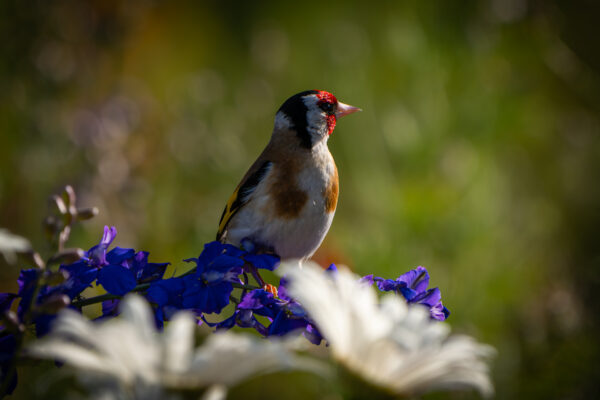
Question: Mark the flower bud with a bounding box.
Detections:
[52,195,67,215]
[58,225,71,247]
[76,207,99,221]
[21,251,45,269]
[2,311,24,333]
[45,269,70,286]
[63,185,76,207]
[43,216,59,236]
[38,294,71,314]
[48,247,85,266]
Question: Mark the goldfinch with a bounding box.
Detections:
[217,90,360,261]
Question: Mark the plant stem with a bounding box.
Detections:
[71,283,151,308]
[70,280,260,308]
[232,282,260,290]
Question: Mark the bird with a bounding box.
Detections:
[216,90,360,264]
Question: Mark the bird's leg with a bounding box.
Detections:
[244,262,265,287]
[264,283,278,297]
[243,262,278,297]
[240,237,279,296]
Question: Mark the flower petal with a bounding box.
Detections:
[244,254,280,271]
[97,265,137,296]
[106,247,135,265]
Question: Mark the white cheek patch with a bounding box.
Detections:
[302,95,328,142]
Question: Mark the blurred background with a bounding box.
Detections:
[1,0,599,399]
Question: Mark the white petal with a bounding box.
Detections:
[163,311,195,374]
[280,262,495,397]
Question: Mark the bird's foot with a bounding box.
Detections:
[263,283,278,297]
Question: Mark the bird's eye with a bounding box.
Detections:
[320,102,334,114]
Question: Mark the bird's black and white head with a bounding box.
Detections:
[274,90,361,149]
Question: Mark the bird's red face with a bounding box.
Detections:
[315,91,338,136]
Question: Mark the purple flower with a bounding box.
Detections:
[176,242,244,314]
[238,238,280,271]
[59,226,121,297]
[370,266,450,321]
[60,260,99,298]
[145,241,279,325]
[61,226,169,298]
[99,299,120,320]
[97,264,137,296]
[225,281,323,344]
[0,334,17,394]
[238,289,280,319]
[243,253,280,271]
[16,269,39,319]
[129,251,169,283]
[146,277,187,326]
[0,294,16,313]
[86,226,117,267]
[325,264,338,274]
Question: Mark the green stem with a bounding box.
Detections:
[70,280,260,309]
[71,283,151,308]
[232,282,260,290]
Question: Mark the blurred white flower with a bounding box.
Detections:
[283,262,495,398]
[28,294,325,400]
[0,228,31,264]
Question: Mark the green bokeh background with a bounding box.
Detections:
[1,1,599,399]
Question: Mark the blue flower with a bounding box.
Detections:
[0,334,18,395]
[97,264,137,296]
[98,299,120,320]
[61,226,169,298]
[146,277,187,326]
[148,242,244,317]
[16,269,39,320]
[270,279,323,343]
[239,238,280,271]
[370,266,450,321]
[0,293,16,313]
[238,289,280,319]
[204,308,268,335]
[181,274,240,314]
[230,282,323,344]
[145,241,279,324]
[86,226,117,267]
[60,260,99,298]
[129,251,169,283]
[243,253,280,271]
[59,226,122,297]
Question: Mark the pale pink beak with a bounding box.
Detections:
[335,101,362,118]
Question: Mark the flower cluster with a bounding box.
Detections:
[146,240,279,327]
[207,277,324,344]
[362,266,450,321]
[1,224,460,398]
[0,226,170,394]
[284,262,494,398]
[61,226,170,313]
[27,294,324,400]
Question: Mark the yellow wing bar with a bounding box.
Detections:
[217,186,241,240]
[216,160,273,241]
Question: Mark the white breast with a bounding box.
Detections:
[225,143,336,260]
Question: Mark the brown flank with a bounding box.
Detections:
[270,162,308,219]
[324,163,339,213]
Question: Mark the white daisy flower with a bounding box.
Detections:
[282,262,495,398]
[28,294,325,400]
